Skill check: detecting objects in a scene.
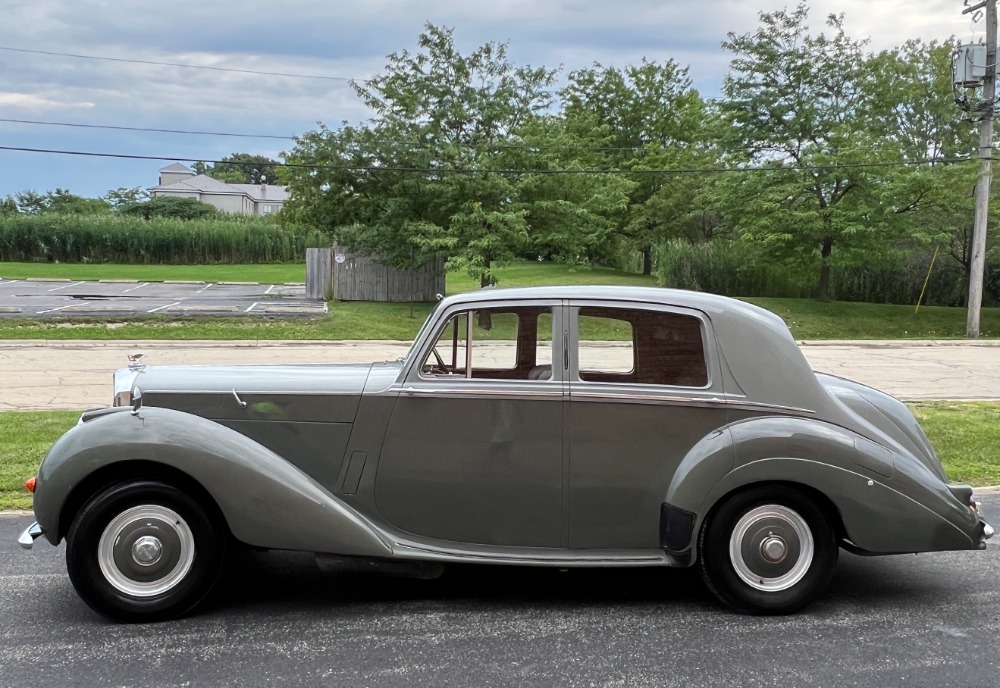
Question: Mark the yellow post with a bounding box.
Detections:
[915,245,941,314]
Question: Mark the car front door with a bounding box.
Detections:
[375,301,567,548]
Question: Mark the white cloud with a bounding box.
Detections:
[0,0,981,196]
[0,92,94,109]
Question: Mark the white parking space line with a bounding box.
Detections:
[245,302,259,313]
[196,283,215,294]
[122,282,150,293]
[47,280,85,292]
[37,302,89,314]
[264,284,276,295]
[0,279,18,285]
[147,301,182,314]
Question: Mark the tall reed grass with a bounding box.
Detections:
[0,214,329,264]
[653,239,992,306]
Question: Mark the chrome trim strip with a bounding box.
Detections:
[569,391,815,415]
[18,522,43,550]
[400,387,563,399]
[139,389,363,396]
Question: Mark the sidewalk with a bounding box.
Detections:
[1,339,999,411]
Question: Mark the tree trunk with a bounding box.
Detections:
[478,255,493,330]
[642,245,653,276]
[817,236,833,302]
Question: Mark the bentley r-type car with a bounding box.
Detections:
[18,286,994,621]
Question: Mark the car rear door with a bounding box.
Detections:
[566,301,729,549]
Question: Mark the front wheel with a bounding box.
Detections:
[698,485,837,615]
[66,480,225,622]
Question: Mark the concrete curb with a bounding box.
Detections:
[0,339,414,348]
[797,339,1000,348]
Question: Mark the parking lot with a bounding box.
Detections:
[0,278,327,317]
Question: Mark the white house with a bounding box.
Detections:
[149,163,289,215]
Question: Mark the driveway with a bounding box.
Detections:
[2,494,999,687]
[1,339,998,411]
[0,278,326,317]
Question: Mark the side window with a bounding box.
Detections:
[421,306,554,380]
[576,307,708,387]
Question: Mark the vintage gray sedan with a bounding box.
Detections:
[18,286,994,621]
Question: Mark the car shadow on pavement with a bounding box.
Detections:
[208,549,715,614]
[201,548,956,620]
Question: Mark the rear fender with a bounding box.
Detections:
[665,417,978,558]
[34,407,391,557]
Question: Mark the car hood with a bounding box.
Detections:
[128,363,375,424]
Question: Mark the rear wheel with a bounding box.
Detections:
[698,485,837,615]
[66,480,225,622]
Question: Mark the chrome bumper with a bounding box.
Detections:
[18,522,44,550]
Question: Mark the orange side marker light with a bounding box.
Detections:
[25,476,36,493]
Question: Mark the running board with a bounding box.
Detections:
[390,541,671,567]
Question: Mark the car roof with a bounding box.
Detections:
[442,285,760,314]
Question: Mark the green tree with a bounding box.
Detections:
[287,24,557,297]
[13,190,47,214]
[0,195,17,215]
[13,189,109,214]
[867,39,984,302]
[194,154,280,185]
[103,186,149,211]
[718,3,894,300]
[561,59,711,273]
[120,196,219,220]
[513,114,636,262]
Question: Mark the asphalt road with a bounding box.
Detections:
[2,495,998,688]
[0,278,326,317]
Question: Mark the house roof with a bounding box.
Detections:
[150,175,242,194]
[149,174,288,202]
[230,184,290,202]
[159,162,194,174]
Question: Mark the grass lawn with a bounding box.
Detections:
[0,260,998,340]
[3,403,997,511]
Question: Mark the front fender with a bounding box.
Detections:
[34,407,391,557]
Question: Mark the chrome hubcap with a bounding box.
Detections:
[730,505,814,592]
[760,535,787,563]
[98,505,195,597]
[132,535,163,566]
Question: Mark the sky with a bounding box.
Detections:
[0,0,982,199]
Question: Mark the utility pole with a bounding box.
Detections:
[966,0,997,338]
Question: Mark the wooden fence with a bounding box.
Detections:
[306,246,445,302]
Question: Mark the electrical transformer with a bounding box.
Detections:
[954,44,988,88]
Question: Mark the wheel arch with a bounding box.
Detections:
[57,460,228,544]
[699,480,847,545]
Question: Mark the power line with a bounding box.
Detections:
[0,144,976,175]
[0,118,291,140]
[0,45,363,82]
[0,118,944,159]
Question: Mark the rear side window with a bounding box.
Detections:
[577,307,708,387]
